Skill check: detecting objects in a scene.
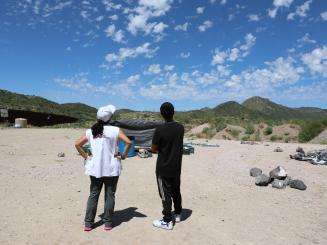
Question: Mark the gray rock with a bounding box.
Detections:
[283,176,292,186]
[289,179,307,191]
[269,166,287,180]
[57,152,65,157]
[296,147,305,154]
[271,179,286,189]
[250,167,262,177]
[274,147,283,152]
[255,174,271,186]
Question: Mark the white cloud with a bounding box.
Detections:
[152,22,168,34]
[127,0,172,38]
[297,33,316,46]
[102,0,121,11]
[55,73,106,93]
[220,0,227,5]
[196,6,205,14]
[287,0,312,20]
[248,14,260,22]
[105,24,125,43]
[125,74,140,85]
[301,46,327,77]
[180,52,190,58]
[320,11,327,21]
[105,43,159,67]
[268,0,293,18]
[164,65,175,71]
[212,50,227,65]
[198,20,213,32]
[174,22,189,32]
[212,33,256,65]
[147,64,161,74]
[109,14,118,21]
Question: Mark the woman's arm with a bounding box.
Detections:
[118,129,132,160]
[75,135,89,160]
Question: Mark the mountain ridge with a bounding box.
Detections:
[1,89,326,123]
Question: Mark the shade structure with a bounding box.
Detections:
[110,119,164,147]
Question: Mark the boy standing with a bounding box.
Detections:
[151,102,184,230]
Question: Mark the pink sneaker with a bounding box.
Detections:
[104,224,113,231]
[84,226,92,232]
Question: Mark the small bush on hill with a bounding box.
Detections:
[254,129,261,141]
[230,129,240,138]
[245,124,255,135]
[298,121,326,142]
[201,127,216,139]
[263,126,273,135]
[242,135,250,141]
[270,135,278,141]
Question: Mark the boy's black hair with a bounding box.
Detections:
[160,102,174,120]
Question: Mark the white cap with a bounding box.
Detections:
[97,105,116,122]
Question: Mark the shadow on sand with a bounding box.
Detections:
[180,208,192,222]
[93,207,192,229]
[93,207,147,229]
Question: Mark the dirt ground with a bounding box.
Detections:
[0,128,326,245]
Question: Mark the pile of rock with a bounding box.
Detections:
[250,166,307,191]
[290,147,327,165]
[274,147,283,152]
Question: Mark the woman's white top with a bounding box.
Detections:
[85,126,121,178]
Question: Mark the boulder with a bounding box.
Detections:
[289,179,307,191]
[274,147,283,152]
[269,166,287,180]
[57,152,65,157]
[283,176,292,186]
[250,167,262,177]
[255,174,271,186]
[296,147,305,154]
[271,179,286,189]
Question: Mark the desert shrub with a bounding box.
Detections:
[245,124,255,135]
[320,140,327,145]
[201,127,216,139]
[230,129,240,138]
[216,121,227,132]
[284,137,290,143]
[263,126,273,135]
[298,121,326,143]
[284,132,290,136]
[254,129,261,141]
[270,135,278,142]
[242,135,250,141]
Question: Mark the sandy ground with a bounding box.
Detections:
[0,128,327,245]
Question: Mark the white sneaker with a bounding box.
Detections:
[152,219,173,230]
[174,214,182,223]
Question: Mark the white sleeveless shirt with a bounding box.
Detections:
[85,126,121,178]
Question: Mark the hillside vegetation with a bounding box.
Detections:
[1,89,327,142]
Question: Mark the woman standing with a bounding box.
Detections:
[75,105,131,231]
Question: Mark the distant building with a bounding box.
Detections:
[0,107,78,126]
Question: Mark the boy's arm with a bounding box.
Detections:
[151,128,160,153]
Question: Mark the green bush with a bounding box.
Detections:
[270,135,278,142]
[242,135,250,141]
[202,127,216,138]
[254,129,261,141]
[298,121,326,143]
[263,126,273,135]
[230,129,240,138]
[245,124,255,135]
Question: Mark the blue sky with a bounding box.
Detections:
[0,0,326,111]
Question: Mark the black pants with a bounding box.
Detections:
[156,175,182,222]
[84,176,119,227]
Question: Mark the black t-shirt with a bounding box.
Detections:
[152,121,184,177]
